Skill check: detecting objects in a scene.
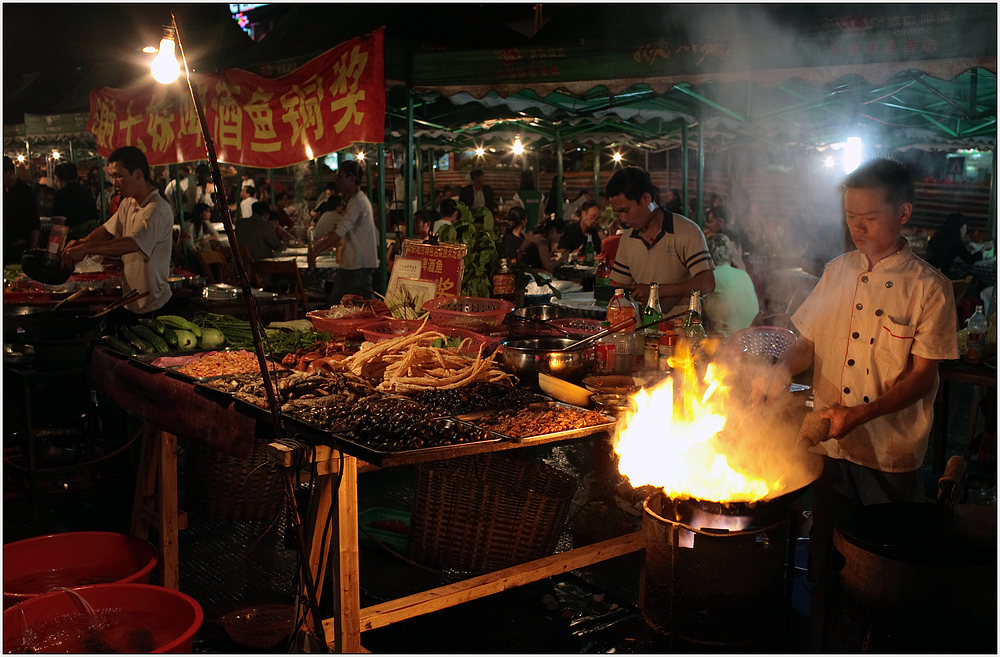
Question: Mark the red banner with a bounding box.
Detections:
[88,28,385,168]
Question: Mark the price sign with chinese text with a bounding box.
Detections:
[399,240,466,298]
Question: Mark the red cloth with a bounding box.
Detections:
[91,348,267,459]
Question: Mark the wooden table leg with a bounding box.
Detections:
[131,426,181,590]
[331,454,361,653]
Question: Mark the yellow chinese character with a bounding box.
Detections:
[212,80,243,150]
[119,100,146,151]
[328,46,368,133]
[145,100,176,154]
[175,94,204,149]
[434,259,443,274]
[245,88,281,152]
[281,74,325,146]
[91,96,117,150]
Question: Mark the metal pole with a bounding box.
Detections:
[591,143,600,200]
[555,131,564,218]
[377,143,388,293]
[427,147,436,211]
[680,124,689,216]
[415,137,423,210]
[696,123,705,227]
[991,149,997,242]
[406,91,415,236]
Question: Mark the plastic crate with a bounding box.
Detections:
[358,507,412,554]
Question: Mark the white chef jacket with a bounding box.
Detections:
[792,240,958,472]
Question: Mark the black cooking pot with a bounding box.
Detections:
[6,306,106,341]
[21,249,73,285]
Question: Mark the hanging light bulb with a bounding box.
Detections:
[150,27,180,84]
[356,151,365,161]
[475,146,485,157]
[51,151,61,160]
[16,154,25,164]
[512,137,524,155]
[612,152,622,162]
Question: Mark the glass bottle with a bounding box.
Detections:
[492,258,515,303]
[966,305,987,365]
[642,283,663,337]
[583,239,596,266]
[595,255,612,287]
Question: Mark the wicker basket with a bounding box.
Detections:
[409,453,577,572]
[219,603,294,649]
[185,439,285,521]
[421,296,514,332]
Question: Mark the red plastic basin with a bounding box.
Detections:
[3,583,203,653]
[4,531,158,608]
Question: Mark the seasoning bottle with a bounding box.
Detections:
[595,321,616,375]
[659,327,677,371]
[606,288,635,327]
[966,305,988,365]
[492,258,515,303]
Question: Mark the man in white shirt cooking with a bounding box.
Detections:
[61,145,173,315]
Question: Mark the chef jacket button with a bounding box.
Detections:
[870,338,875,344]
[844,387,851,394]
[856,303,863,310]
[852,331,860,339]
[861,276,869,283]
[866,368,870,375]
[885,281,893,288]
[875,309,883,317]
[864,396,870,403]
[848,359,855,366]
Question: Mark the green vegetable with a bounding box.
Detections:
[430,337,464,349]
[198,327,226,349]
[101,335,137,356]
[137,317,165,335]
[198,312,321,354]
[132,324,170,352]
[120,326,154,354]
[267,320,314,332]
[438,202,499,298]
[174,329,198,350]
[158,314,202,338]
[163,329,179,348]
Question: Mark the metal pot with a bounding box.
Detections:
[498,336,593,384]
[20,249,73,285]
[511,304,570,321]
[7,306,106,341]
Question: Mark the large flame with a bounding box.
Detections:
[614,350,788,504]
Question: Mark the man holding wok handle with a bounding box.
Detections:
[750,158,958,625]
[60,145,174,316]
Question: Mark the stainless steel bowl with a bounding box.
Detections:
[511,304,571,321]
[498,337,593,384]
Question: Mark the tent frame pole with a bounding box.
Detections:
[377,143,388,293]
[406,91,415,236]
[696,122,705,227]
[591,143,600,200]
[680,124,689,215]
[555,131,564,218]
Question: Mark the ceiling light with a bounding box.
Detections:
[16,154,25,163]
[475,147,485,157]
[356,151,365,161]
[513,137,523,155]
[51,151,61,160]
[612,152,622,162]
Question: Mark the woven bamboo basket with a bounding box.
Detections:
[409,453,577,572]
[185,439,285,521]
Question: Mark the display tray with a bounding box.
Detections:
[456,401,616,443]
[127,349,215,372]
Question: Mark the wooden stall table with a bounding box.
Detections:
[932,358,997,472]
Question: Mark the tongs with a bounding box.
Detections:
[93,289,149,317]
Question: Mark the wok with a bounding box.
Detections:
[497,336,593,384]
[20,249,73,285]
[7,306,106,340]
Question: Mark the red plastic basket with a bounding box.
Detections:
[306,308,383,339]
[357,319,497,355]
[421,296,514,332]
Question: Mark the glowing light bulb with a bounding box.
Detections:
[16,154,25,164]
[823,155,835,168]
[475,147,485,157]
[356,151,365,161]
[51,151,61,160]
[150,36,180,84]
[843,137,863,174]
[612,152,622,162]
[142,45,158,54]
[512,137,523,155]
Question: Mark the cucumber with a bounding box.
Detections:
[101,335,137,356]
[138,317,165,335]
[132,324,170,352]
[163,329,179,349]
[120,326,154,354]
[158,314,201,338]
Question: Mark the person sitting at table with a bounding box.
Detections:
[435,198,459,234]
[500,206,527,262]
[559,201,606,255]
[177,202,220,263]
[925,212,985,279]
[458,169,496,213]
[516,217,567,273]
[703,205,747,271]
[701,233,759,339]
[236,201,283,262]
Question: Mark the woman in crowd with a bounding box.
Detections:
[179,202,220,255]
[512,170,545,230]
[926,212,983,278]
[701,233,759,339]
[516,216,567,273]
[499,206,527,262]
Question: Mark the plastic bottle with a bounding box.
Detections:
[966,305,987,365]
[594,321,616,375]
[492,258,515,303]
[595,256,612,287]
[606,288,636,327]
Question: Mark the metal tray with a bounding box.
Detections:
[456,401,617,443]
[126,349,215,372]
[338,418,505,467]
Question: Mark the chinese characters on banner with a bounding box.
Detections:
[87,28,385,168]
